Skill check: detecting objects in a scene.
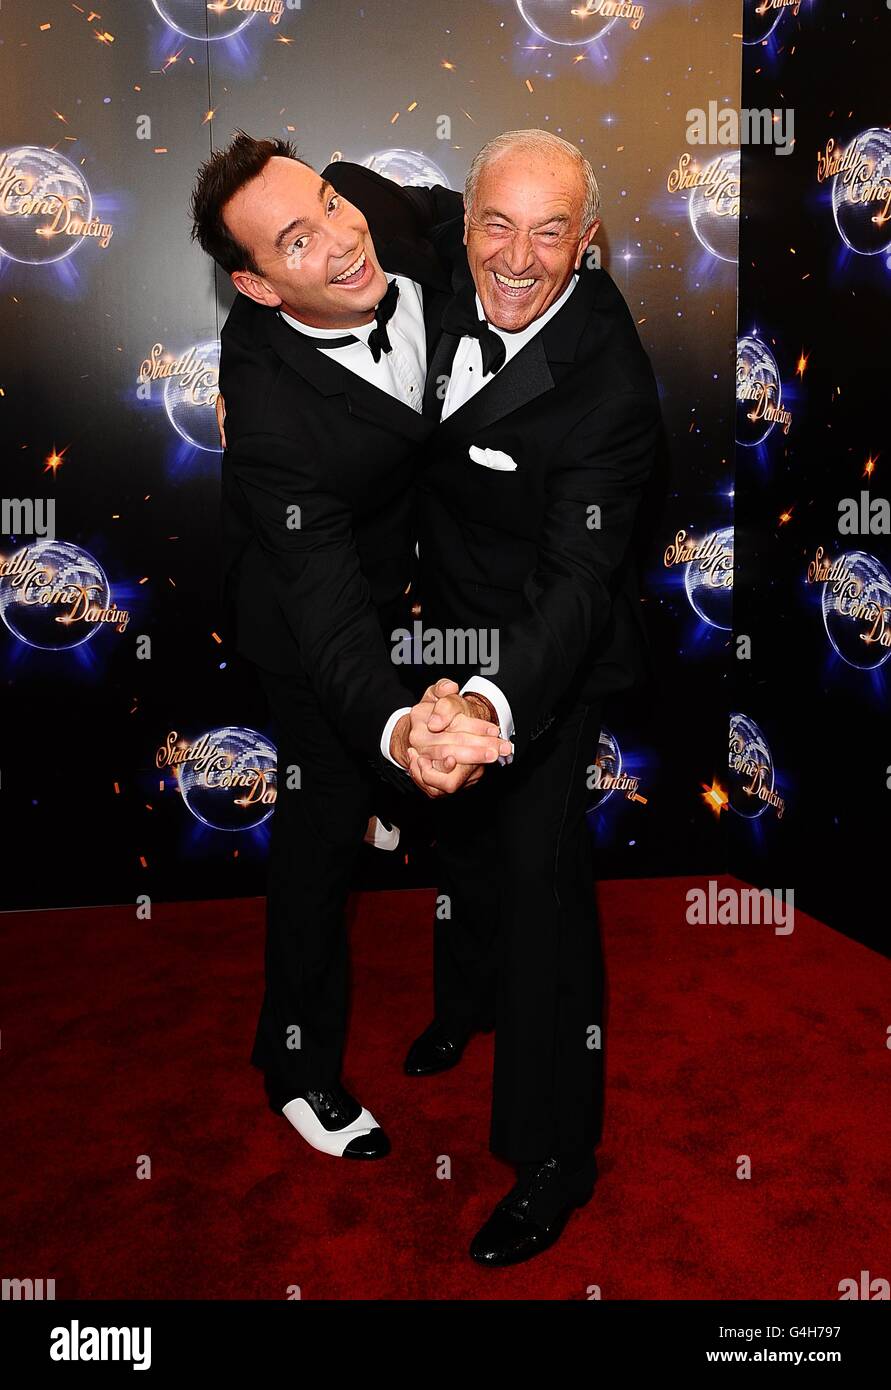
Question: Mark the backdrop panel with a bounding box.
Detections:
[1,0,742,909]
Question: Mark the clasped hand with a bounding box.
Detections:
[390,679,512,798]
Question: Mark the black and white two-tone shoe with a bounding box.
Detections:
[274,1083,391,1159]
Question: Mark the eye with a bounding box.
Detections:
[327,194,341,215]
[537,229,560,240]
[288,234,310,255]
[487,223,510,235]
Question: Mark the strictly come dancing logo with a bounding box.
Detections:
[586,727,646,811]
[0,541,129,651]
[356,150,451,189]
[743,0,801,48]
[805,547,891,670]
[515,0,645,47]
[664,526,734,631]
[156,726,277,831]
[816,129,891,257]
[666,152,740,263]
[137,341,221,452]
[150,0,286,41]
[728,714,785,820]
[0,148,114,265]
[736,335,792,447]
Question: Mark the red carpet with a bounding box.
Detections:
[1,876,888,1301]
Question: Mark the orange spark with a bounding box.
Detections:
[44,444,68,474]
[701,779,729,817]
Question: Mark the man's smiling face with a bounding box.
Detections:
[464,146,599,332]
[223,156,389,328]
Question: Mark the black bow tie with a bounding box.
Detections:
[440,284,506,376]
[284,278,399,363]
[366,277,399,362]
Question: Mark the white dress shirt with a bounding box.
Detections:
[381,273,580,769]
[440,272,578,420]
[280,274,426,410]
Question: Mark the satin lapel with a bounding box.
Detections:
[423,332,460,421]
[425,239,599,438]
[436,333,555,440]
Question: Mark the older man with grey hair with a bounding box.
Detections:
[393,127,664,1266]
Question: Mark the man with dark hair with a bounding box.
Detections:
[190,132,509,1160]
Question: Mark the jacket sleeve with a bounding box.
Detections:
[323,160,464,236]
[225,430,418,770]
[486,389,661,758]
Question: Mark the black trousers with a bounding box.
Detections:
[250,665,377,1105]
[432,700,606,1165]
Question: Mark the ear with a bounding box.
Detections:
[230,269,282,309]
[462,203,469,247]
[574,218,601,271]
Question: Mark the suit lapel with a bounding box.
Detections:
[423,331,459,421]
[263,287,432,444]
[436,333,555,439]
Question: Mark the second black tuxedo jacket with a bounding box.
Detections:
[219,162,459,772]
[417,218,664,758]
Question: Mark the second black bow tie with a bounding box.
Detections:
[441,285,507,376]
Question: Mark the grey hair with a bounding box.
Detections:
[464,128,601,232]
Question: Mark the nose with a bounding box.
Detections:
[328,234,362,276]
[503,230,534,277]
[328,199,364,261]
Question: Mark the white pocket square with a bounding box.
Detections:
[468,445,517,472]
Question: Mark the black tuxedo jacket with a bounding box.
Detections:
[218,162,460,772]
[414,216,664,759]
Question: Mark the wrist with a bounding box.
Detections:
[389,712,411,768]
[465,692,497,725]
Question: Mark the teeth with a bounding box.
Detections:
[494,272,535,288]
[332,250,366,283]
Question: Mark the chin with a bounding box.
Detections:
[485,301,540,333]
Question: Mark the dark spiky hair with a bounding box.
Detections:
[190,130,313,274]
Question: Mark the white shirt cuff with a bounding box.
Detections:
[381,706,412,769]
[462,677,514,765]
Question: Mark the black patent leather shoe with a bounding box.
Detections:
[404,1018,473,1076]
[470,1156,597,1266]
